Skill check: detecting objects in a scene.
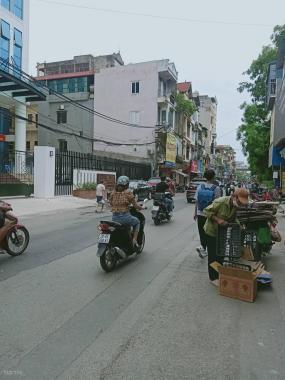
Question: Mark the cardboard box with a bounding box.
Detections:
[218,262,264,303]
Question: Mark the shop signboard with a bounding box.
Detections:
[190,160,198,173]
[165,133,177,168]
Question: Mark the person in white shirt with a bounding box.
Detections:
[95,181,106,213]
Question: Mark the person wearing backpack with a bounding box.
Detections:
[194,170,220,258]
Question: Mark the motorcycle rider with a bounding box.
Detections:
[155,176,174,213]
[109,176,143,248]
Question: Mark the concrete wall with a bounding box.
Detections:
[37,93,94,153]
[0,0,29,72]
[93,61,162,161]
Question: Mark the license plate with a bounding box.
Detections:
[98,234,110,243]
[152,206,159,211]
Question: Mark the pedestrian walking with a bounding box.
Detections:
[194,170,220,258]
[95,181,106,213]
[203,188,249,286]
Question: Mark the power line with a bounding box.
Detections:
[35,0,274,28]
[0,91,140,144]
[0,58,156,129]
[0,109,155,146]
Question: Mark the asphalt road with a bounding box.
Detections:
[0,195,187,282]
[1,194,285,380]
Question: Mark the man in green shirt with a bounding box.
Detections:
[203,188,249,286]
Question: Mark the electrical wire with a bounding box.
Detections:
[35,0,274,28]
[0,108,155,146]
[0,91,140,144]
[0,58,157,129]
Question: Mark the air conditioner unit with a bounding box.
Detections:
[59,105,65,110]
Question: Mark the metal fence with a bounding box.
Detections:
[0,150,34,196]
[55,150,152,196]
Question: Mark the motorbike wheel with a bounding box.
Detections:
[100,247,117,272]
[6,226,30,256]
[153,217,160,226]
[137,232,145,254]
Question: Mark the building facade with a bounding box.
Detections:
[198,95,217,156]
[93,59,178,171]
[215,145,236,180]
[34,53,124,153]
[267,39,285,189]
[0,0,46,158]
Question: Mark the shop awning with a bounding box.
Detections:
[173,170,189,178]
[0,60,47,102]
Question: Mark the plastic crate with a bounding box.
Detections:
[241,229,261,260]
[217,223,242,259]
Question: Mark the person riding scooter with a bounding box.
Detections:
[109,176,143,248]
[155,176,174,213]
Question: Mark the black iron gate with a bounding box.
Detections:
[0,150,34,197]
[55,150,152,196]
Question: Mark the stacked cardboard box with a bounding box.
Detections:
[218,261,264,302]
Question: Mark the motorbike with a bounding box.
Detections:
[96,203,147,272]
[151,192,173,225]
[0,219,30,256]
[175,184,185,193]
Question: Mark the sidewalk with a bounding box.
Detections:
[2,196,108,217]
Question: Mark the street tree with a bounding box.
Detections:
[237,24,285,181]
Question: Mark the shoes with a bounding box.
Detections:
[211,279,219,287]
[196,246,207,258]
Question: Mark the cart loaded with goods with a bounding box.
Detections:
[212,201,281,302]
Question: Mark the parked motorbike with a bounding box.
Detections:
[151,192,173,225]
[96,203,147,272]
[175,184,185,193]
[0,219,30,256]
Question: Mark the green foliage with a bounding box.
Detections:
[262,180,274,190]
[175,92,196,117]
[76,182,97,190]
[237,24,285,181]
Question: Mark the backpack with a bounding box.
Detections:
[197,184,216,212]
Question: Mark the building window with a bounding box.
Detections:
[13,0,23,19]
[132,81,140,94]
[68,78,76,93]
[75,63,89,72]
[130,111,140,125]
[57,81,63,93]
[27,113,33,123]
[59,139,67,152]
[13,28,22,70]
[34,141,38,146]
[26,141,30,151]
[77,77,85,92]
[1,0,10,10]
[0,20,10,64]
[57,110,67,124]
[35,114,38,128]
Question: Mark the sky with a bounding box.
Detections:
[29,0,285,162]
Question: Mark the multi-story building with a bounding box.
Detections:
[197,95,217,156]
[215,145,236,180]
[267,38,285,189]
[34,53,124,153]
[93,59,178,172]
[0,0,46,156]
